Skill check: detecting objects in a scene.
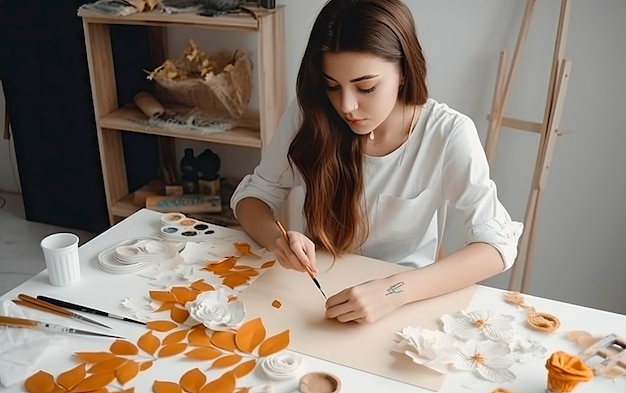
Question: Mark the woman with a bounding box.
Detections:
[230,0,522,323]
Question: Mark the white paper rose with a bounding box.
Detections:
[186,287,245,331]
[394,326,459,373]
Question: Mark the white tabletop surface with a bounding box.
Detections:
[1,208,625,393]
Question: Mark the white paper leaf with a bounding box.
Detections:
[476,364,516,383]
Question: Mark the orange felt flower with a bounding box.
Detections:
[545,351,594,392]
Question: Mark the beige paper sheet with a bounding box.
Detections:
[239,252,477,391]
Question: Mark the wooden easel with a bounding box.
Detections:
[484,0,572,293]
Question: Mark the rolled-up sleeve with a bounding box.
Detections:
[442,116,523,271]
[230,99,301,218]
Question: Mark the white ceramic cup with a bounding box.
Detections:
[40,233,81,286]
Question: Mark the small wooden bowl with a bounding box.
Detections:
[299,372,341,393]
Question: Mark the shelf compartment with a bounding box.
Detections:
[99,106,262,148]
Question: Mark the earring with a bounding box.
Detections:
[369,131,375,141]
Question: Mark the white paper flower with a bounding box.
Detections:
[441,310,516,341]
[185,287,245,331]
[453,340,516,383]
[394,326,459,373]
[507,333,547,363]
[260,353,303,380]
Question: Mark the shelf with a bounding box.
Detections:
[99,106,262,148]
[111,180,240,227]
[77,7,280,31]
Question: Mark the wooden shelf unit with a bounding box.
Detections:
[79,7,286,225]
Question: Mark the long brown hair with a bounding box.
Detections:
[288,0,429,257]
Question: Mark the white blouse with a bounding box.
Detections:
[230,98,523,270]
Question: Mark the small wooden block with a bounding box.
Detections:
[199,179,220,196]
[165,185,184,196]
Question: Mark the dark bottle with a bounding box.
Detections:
[180,148,198,194]
[196,148,221,181]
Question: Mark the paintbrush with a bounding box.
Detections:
[275,220,327,299]
[36,295,146,326]
[13,294,112,329]
[0,316,124,339]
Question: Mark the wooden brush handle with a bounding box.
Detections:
[17,294,73,317]
[0,316,38,328]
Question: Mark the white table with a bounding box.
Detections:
[1,209,625,393]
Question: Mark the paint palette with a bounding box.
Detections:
[159,212,217,242]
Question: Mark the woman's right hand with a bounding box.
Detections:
[274,230,317,274]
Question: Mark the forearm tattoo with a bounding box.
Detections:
[385,281,404,296]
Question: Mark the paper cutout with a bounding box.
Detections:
[453,340,515,383]
[260,353,303,380]
[504,291,560,333]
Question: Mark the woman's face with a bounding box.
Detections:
[322,51,402,136]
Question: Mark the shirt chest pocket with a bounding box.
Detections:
[373,189,436,244]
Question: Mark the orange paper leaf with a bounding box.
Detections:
[199,372,236,393]
[222,274,250,289]
[158,343,188,358]
[260,260,275,269]
[110,340,139,356]
[211,331,238,352]
[235,317,266,353]
[235,389,251,393]
[220,269,258,278]
[190,280,215,292]
[205,257,237,274]
[138,330,161,355]
[153,380,183,393]
[150,290,177,302]
[185,347,223,360]
[211,354,242,369]
[171,287,199,304]
[231,359,256,378]
[188,325,213,347]
[74,352,116,363]
[57,363,86,391]
[156,302,176,312]
[116,360,139,385]
[170,306,190,324]
[163,329,189,345]
[24,370,56,393]
[70,371,116,392]
[146,320,179,332]
[258,330,290,357]
[139,361,154,371]
[88,357,128,374]
[179,368,207,393]
[234,242,255,256]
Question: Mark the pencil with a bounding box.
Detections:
[275,220,327,299]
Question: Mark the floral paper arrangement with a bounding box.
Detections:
[394,309,547,383]
[23,242,288,393]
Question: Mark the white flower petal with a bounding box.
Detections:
[476,364,516,383]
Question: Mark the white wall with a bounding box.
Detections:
[269,0,626,314]
[0,82,21,194]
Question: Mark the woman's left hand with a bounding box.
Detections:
[324,276,407,324]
